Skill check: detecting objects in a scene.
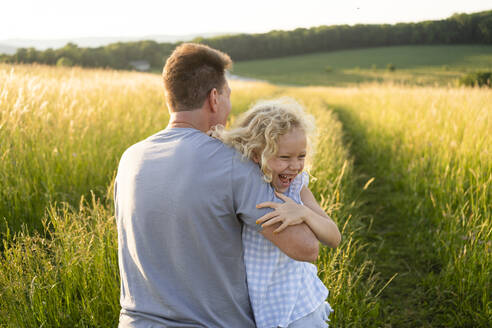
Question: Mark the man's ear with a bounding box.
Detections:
[252,151,260,163]
[208,88,219,113]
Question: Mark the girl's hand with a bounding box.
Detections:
[256,191,309,233]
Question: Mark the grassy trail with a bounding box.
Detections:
[332,106,457,327]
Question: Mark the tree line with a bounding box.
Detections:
[2,10,491,70]
[0,41,175,70]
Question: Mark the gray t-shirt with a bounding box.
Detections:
[115,127,277,327]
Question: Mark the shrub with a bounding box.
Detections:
[56,57,73,67]
[325,66,333,73]
[386,63,395,72]
[459,71,492,87]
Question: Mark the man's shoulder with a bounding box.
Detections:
[231,152,265,186]
[121,128,227,157]
[117,138,145,165]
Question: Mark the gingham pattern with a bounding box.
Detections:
[243,172,329,328]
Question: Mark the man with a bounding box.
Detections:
[115,43,319,327]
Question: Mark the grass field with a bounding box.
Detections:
[233,45,492,86]
[291,86,491,326]
[0,63,490,327]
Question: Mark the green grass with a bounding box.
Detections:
[292,85,491,326]
[0,196,120,327]
[233,45,492,86]
[0,65,170,234]
[1,64,490,327]
[0,65,381,327]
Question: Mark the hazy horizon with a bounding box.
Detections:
[2,1,491,41]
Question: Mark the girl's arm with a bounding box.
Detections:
[256,188,341,248]
[299,186,341,248]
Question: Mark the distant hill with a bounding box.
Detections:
[200,10,492,61]
[0,32,224,53]
[2,10,491,70]
[233,45,492,87]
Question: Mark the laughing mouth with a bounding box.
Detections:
[278,174,296,184]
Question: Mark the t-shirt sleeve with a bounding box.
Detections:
[301,171,309,188]
[231,153,277,232]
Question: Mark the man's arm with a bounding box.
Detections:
[261,222,319,262]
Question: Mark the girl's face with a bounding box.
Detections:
[265,127,307,193]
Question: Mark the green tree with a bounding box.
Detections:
[41,48,56,65]
[56,57,73,67]
[478,17,492,43]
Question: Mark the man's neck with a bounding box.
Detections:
[168,110,209,132]
[168,121,199,130]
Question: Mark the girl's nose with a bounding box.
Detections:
[290,159,303,170]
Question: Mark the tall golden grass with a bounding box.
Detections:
[295,84,491,326]
[0,64,379,327]
[1,64,490,327]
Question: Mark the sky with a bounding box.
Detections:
[1,0,491,40]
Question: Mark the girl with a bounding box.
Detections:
[212,98,341,328]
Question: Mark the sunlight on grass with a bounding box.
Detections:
[1,64,490,327]
[0,64,380,327]
[301,85,491,326]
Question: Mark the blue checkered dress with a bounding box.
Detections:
[243,172,330,328]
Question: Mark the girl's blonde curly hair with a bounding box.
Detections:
[211,97,317,183]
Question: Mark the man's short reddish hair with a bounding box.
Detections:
[163,43,232,112]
